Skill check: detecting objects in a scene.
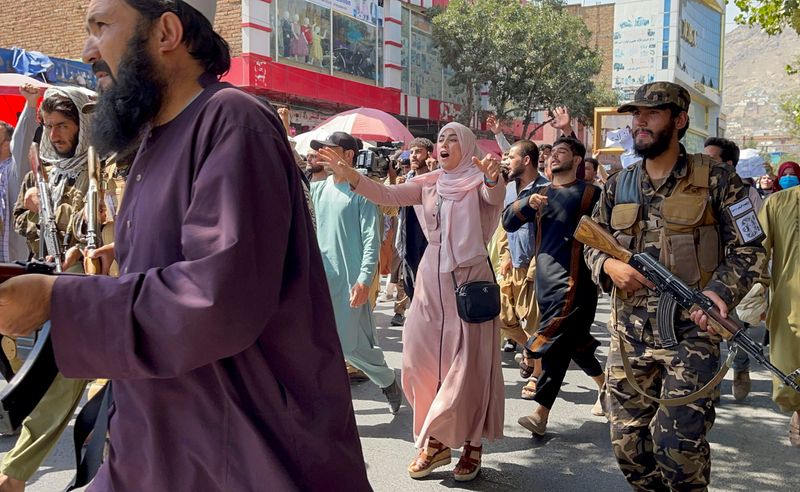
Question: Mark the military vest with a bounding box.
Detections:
[609,154,721,298]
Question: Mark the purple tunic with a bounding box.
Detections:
[49,75,370,491]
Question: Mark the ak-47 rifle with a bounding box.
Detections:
[574,216,800,394]
[29,143,63,272]
[0,262,66,434]
[84,147,102,275]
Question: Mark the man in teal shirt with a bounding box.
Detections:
[310,132,402,413]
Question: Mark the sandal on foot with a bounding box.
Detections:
[790,412,800,448]
[453,443,481,482]
[519,349,536,379]
[521,377,538,400]
[408,439,451,479]
[518,413,547,436]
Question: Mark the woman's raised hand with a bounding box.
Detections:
[317,147,359,186]
[472,154,501,183]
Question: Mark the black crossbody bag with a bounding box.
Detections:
[451,257,500,324]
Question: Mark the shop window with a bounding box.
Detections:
[276,0,332,73]
[408,12,442,100]
[401,7,410,93]
[332,11,378,82]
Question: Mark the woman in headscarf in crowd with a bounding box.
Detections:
[757,174,775,197]
[319,122,505,482]
[773,161,800,191]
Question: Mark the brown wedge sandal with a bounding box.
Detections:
[408,438,451,479]
[453,443,482,482]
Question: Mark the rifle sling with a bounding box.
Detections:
[617,332,730,407]
[65,382,111,491]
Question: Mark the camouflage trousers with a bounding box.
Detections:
[603,323,720,492]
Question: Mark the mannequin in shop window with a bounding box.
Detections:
[311,24,327,68]
[301,18,313,64]
[281,11,293,58]
[291,14,308,62]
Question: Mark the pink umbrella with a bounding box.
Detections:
[0,73,49,96]
[313,107,414,145]
[476,139,503,158]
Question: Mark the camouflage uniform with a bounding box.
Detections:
[1,152,125,482]
[584,82,768,491]
[13,169,88,261]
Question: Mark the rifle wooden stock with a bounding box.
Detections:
[0,264,29,284]
[574,216,633,263]
[697,304,744,339]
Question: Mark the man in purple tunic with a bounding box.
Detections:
[0,1,371,490]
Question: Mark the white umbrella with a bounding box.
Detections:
[0,73,49,95]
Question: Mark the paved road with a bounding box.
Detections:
[5,296,799,491]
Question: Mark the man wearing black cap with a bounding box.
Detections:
[309,131,403,413]
[584,81,767,490]
[0,1,371,490]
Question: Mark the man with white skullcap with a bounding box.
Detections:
[0,1,371,491]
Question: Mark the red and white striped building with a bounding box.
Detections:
[224,0,476,137]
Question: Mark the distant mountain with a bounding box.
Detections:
[723,25,800,143]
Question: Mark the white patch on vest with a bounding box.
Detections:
[729,198,753,217]
[734,211,763,243]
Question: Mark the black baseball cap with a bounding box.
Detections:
[310,131,360,154]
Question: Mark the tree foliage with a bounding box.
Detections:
[734,0,800,36]
[781,91,800,136]
[432,0,607,134]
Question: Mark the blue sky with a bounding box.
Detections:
[568,1,743,32]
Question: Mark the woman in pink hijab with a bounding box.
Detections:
[320,122,505,482]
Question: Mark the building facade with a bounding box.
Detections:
[1,1,724,147]
[610,0,725,152]
[0,0,465,138]
[228,0,463,136]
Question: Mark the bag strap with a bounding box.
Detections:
[532,185,550,257]
[451,257,497,291]
[617,332,730,407]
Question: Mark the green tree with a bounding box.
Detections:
[781,91,800,135]
[432,0,605,135]
[734,0,800,35]
[432,0,507,124]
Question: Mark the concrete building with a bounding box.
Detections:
[566,2,615,92]
[610,0,726,152]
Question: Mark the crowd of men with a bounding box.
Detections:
[286,82,797,490]
[0,0,796,491]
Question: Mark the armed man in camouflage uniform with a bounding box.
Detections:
[0,87,95,492]
[584,82,767,491]
[13,87,94,269]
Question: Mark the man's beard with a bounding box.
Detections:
[306,164,324,174]
[507,165,524,181]
[54,134,79,158]
[634,122,674,160]
[90,24,166,157]
[551,159,574,175]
